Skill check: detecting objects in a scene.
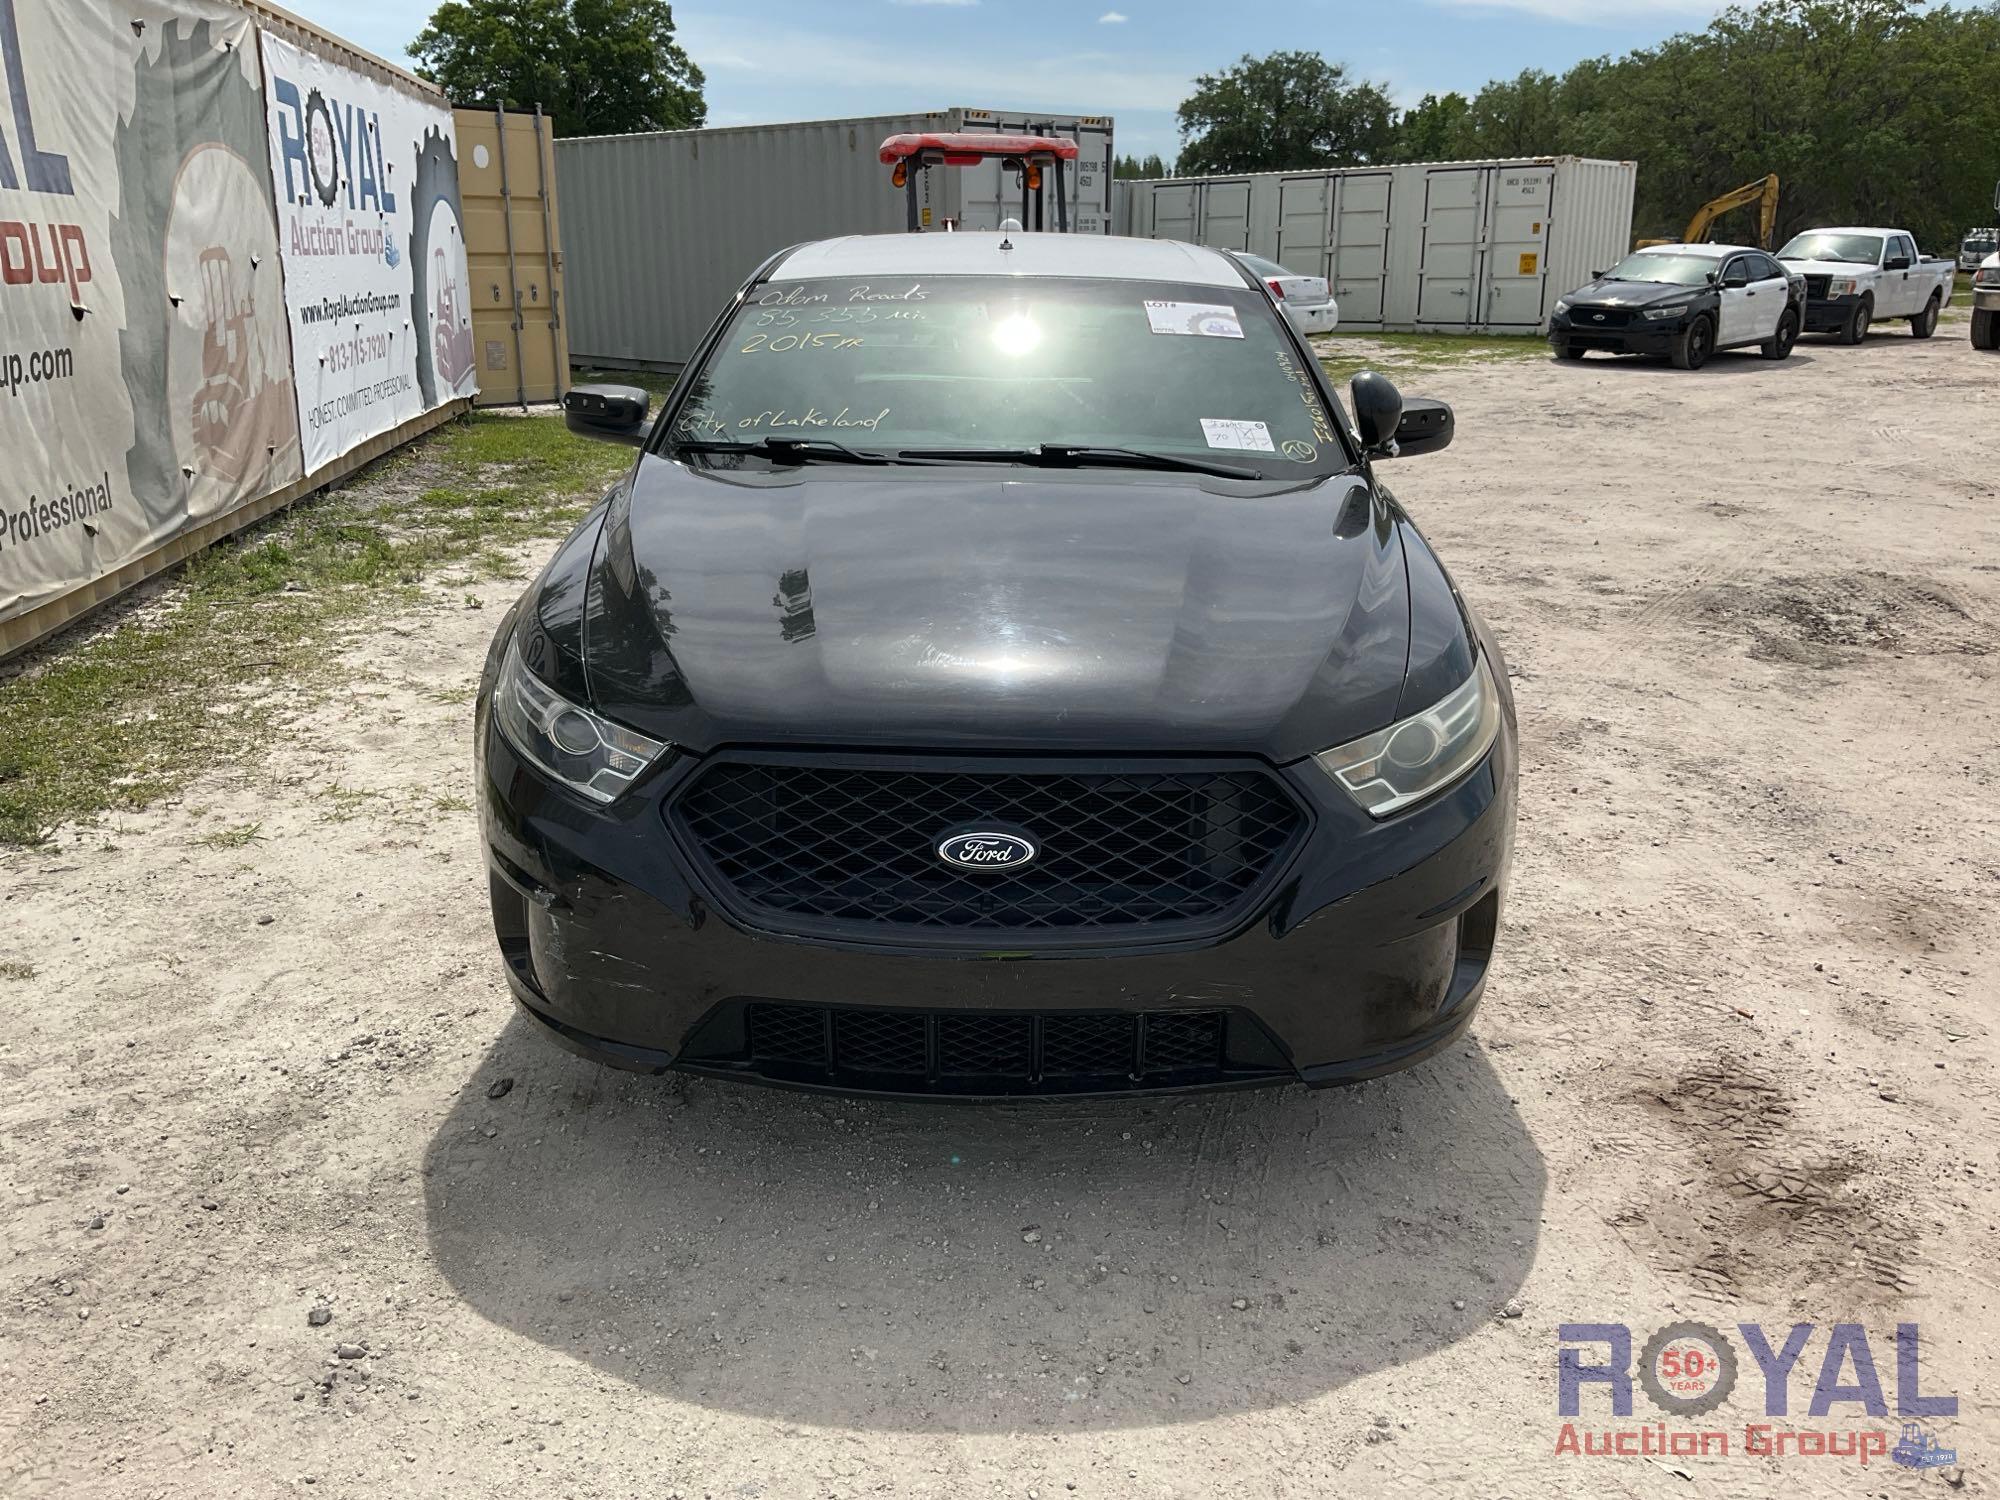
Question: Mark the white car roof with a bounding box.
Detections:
[771,233,1248,286]
[1632,243,1749,259]
[1794,227,1897,237]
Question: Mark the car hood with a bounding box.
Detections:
[1778,258,1875,276]
[1563,278,1707,308]
[579,454,1413,760]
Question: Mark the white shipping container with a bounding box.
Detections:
[1116,157,1636,334]
[558,108,1114,370]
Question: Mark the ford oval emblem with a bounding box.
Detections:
[936,830,1037,871]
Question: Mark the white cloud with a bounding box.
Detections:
[678,12,1188,114]
[1099,10,1129,20]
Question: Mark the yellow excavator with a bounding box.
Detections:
[1635,174,1780,250]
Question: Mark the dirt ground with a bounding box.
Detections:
[5,323,1999,1498]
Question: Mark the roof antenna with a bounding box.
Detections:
[999,215,1022,252]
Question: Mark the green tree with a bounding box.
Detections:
[411,0,705,136]
[1412,0,2000,251]
[1114,152,1171,179]
[1176,51,1398,174]
[1393,92,1472,162]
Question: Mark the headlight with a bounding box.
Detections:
[1313,655,1502,817]
[1553,296,1572,316]
[1642,301,1692,320]
[493,635,670,803]
[1977,267,2000,287]
[1828,277,1860,297]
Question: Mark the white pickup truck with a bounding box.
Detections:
[1776,226,1956,343]
[1972,252,1999,350]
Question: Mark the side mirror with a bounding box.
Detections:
[1348,370,1403,457]
[1884,254,1911,271]
[1393,397,1454,458]
[564,383,650,447]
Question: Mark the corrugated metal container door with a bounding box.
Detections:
[953,111,1114,233]
[1150,181,1200,242]
[455,104,568,405]
[1199,180,1254,250]
[1482,164,1554,328]
[1416,167,1489,326]
[1276,175,1331,278]
[1331,171,1394,326]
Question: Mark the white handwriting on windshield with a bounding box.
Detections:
[845,282,926,303]
[739,331,865,353]
[737,406,892,433]
[754,282,927,308]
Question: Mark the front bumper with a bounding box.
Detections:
[1548,310,1679,356]
[478,710,1517,1097]
[1803,293,1865,332]
[1973,287,2000,313]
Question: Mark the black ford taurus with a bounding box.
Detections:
[1550,242,1806,369]
[476,232,1517,1097]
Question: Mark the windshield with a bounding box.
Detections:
[1601,252,1720,287]
[1964,234,1997,254]
[1778,233,1882,264]
[667,275,1350,478]
[1237,253,1291,279]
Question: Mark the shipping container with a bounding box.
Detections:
[1115,157,1636,334]
[455,102,569,408]
[558,108,1114,371]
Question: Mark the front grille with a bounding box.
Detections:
[1571,305,1632,328]
[671,754,1306,942]
[736,1002,1233,1088]
[1805,274,1831,299]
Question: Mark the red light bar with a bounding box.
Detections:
[878,131,1081,168]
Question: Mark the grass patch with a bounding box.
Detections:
[194,822,263,850]
[1315,330,1550,387]
[0,408,631,845]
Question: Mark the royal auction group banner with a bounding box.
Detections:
[0,0,474,630]
[259,30,474,474]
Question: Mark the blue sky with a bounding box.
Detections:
[292,0,1727,160]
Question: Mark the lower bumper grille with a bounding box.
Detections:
[716,1002,1281,1094]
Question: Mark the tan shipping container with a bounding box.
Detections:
[454,104,568,407]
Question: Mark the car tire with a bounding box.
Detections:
[1670,315,1714,370]
[1760,309,1799,360]
[1910,292,1941,339]
[1971,307,1998,351]
[1840,296,1873,345]
[1555,342,1586,361]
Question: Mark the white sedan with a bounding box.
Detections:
[1231,252,1339,336]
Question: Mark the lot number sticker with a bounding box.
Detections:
[1199,418,1275,451]
[1146,301,1244,338]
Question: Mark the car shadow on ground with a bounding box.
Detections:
[422,1013,1543,1432]
[1551,349,1826,375]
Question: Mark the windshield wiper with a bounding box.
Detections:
[899,444,1264,480]
[675,436,897,465]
